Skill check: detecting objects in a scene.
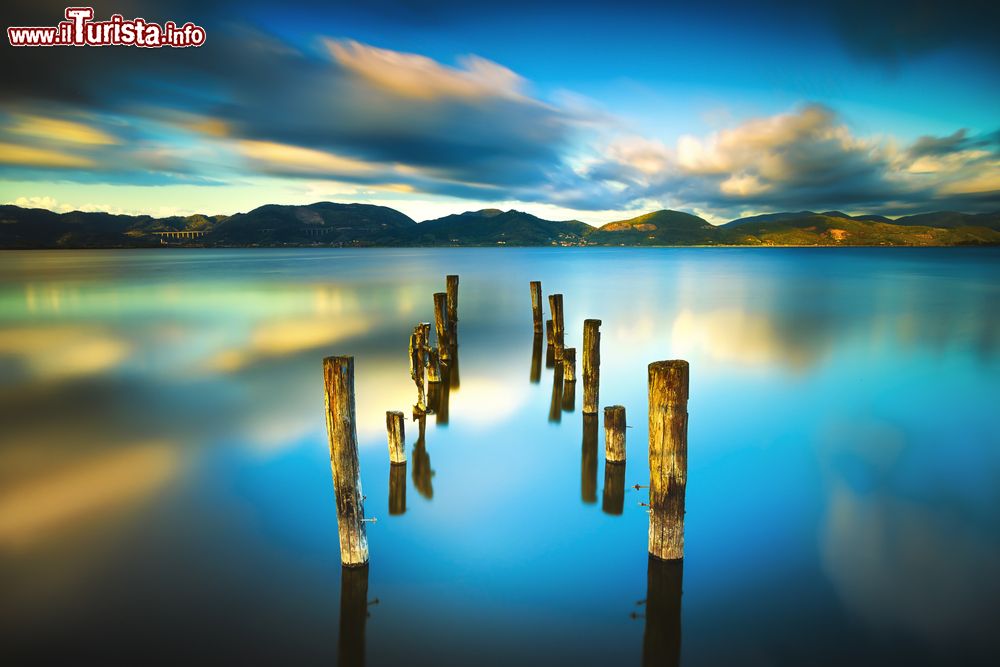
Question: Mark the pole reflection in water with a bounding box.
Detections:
[411,413,434,499]
[581,414,598,504]
[338,565,370,667]
[530,333,543,383]
[641,557,683,667]
[562,380,575,413]
[602,462,625,515]
[549,361,564,423]
[389,464,406,515]
[545,342,555,369]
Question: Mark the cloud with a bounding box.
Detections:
[0,142,95,168]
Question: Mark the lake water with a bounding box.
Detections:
[1,248,998,666]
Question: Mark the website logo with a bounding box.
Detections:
[8,7,206,48]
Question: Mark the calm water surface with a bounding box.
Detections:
[1,248,998,665]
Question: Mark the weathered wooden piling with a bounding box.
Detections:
[386,410,406,464]
[563,347,577,382]
[582,319,601,414]
[548,294,565,360]
[427,348,442,383]
[446,275,459,333]
[530,281,544,333]
[338,564,370,667]
[530,332,543,383]
[604,405,626,463]
[433,292,450,360]
[641,558,683,667]
[389,464,406,516]
[602,461,625,515]
[648,360,689,561]
[581,414,598,503]
[409,323,428,412]
[322,355,369,567]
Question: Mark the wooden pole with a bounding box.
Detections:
[338,564,370,667]
[604,405,626,463]
[386,410,406,464]
[648,360,689,561]
[530,281,543,333]
[389,464,406,516]
[446,275,459,334]
[433,292,450,361]
[548,294,565,360]
[322,355,369,567]
[409,323,428,412]
[602,461,625,515]
[563,347,577,382]
[582,319,601,414]
[427,348,441,383]
[581,414,598,503]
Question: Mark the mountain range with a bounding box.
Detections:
[1,203,999,249]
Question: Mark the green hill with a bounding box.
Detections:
[408,209,590,246]
[587,210,721,245]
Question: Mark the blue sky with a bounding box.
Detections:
[1,0,998,223]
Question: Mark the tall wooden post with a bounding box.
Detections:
[409,323,428,412]
[322,355,369,567]
[386,410,405,464]
[548,294,565,360]
[433,292,450,361]
[604,405,626,462]
[530,281,544,333]
[648,360,689,561]
[446,275,459,338]
[583,319,601,414]
[427,348,442,383]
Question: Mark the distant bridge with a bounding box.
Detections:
[155,231,207,240]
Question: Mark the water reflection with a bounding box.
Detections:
[602,462,625,516]
[581,415,598,504]
[561,380,575,413]
[338,565,371,667]
[549,361,563,423]
[411,414,434,500]
[388,465,406,516]
[529,333,543,383]
[641,557,683,667]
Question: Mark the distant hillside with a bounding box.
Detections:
[588,210,720,245]
[409,209,590,246]
[1,202,998,248]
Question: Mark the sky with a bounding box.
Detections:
[1,0,998,224]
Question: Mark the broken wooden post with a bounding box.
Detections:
[548,293,565,360]
[581,414,598,504]
[446,275,459,334]
[433,292,450,361]
[604,405,626,463]
[602,461,625,515]
[386,410,406,464]
[563,347,576,382]
[530,281,544,333]
[389,464,406,516]
[648,360,689,561]
[427,348,442,383]
[322,355,369,567]
[409,323,428,412]
[582,319,601,414]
